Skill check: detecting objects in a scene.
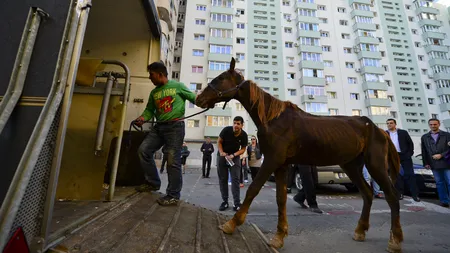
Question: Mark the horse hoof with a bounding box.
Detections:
[269,236,284,249]
[352,232,366,242]
[219,220,235,234]
[386,241,402,253]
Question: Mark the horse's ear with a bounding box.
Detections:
[229,57,236,72]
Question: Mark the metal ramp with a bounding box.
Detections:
[47,192,276,253]
[48,193,276,253]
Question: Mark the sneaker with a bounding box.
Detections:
[219,201,229,211]
[135,184,159,192]
[233,203,241,211]
[293,194,307,208]
[413,196,421,202]
[244,180,249,183]
[157,195,179,206]
[440,203,449,208]
[228,182,231,186]
[309,206,324,214]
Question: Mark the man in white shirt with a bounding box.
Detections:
[386,119,420,202]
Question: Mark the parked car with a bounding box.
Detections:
[410,154,437,194]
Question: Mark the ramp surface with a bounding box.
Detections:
[48,192,275,253]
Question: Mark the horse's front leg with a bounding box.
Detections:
[269,166,288,249]
[219,159,279,234]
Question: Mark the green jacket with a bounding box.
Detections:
[141,80,197,121]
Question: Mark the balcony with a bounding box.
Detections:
[357,51,382,60]
[436,87,450,96]
[349,0,372,4]
[418,19,443,27]
[424,44,449,53]
[443,118,450,128]
[296,30,321,39]
[439,103,450,112]
[211,6,234,15]
[362,81,388,91]
[297,45,322,54]
[209,37,233,45]
[204,126,224,137]
[300,94,328,104]
[356,36,379,45]
[207,70,225,78]
[205,106,232,116]
[364,98,391,107]
[351,9,374,18]
[361,66,385,75]
[433,72,450,80]
[429,58,450,67]
[208,53,233,62]
[157,0,173,31]
[297,15,320,24]
[300,76,326,86]
[352,22,376,31]
[295,1,317,10]
[209,21,233,29]
[368,115,389,124]
[299,60,324,70]
[422,31,446,41]
[415,6,440,16]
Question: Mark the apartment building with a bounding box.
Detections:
[173,0,450,149]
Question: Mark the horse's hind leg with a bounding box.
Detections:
[366,156,403,252]
[219,159,280,235]
[340,155,373,242]
[269,165,288,249]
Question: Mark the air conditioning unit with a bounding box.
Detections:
[308,94,315,99]
[235,12,240,16]
[287,18,292,22]
[288,62,294,66]
[355,68,361,72]
[236,58,240,62]
[294,43,299,47]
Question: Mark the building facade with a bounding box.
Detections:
[173,0,450,150]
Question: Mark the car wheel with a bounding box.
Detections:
[295,172,303,191]
[345,184,358,192]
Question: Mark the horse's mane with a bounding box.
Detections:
[248,80,298,126]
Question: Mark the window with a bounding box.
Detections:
[329,109,339,115]
[322,46,331,52]
[236,53,245,60]
[210,28,233,38]
[344,48,352,54]
[192,66,203,73]
[288,89,297,95]
[178,13,185,21]
[300,52,322,62]
[285,42,293,48]
[196,4,206,11]
[206,116,231,127]
[237,23,245,29]
[350,93,360,100]
[287,73,295,79]
[431,114,438,119]
[337,7,346,13]
[320,32,329,37]
[284,27,292,33]
[346,62,354,68]
[428,98,435,104]
[304,86,325,96]
[339,20,348,26]
[348,77,357,84]
[210,44,232,54]
[236,9,245,15]
[211,13,232,23]
[193,49,204,56]
[341,33,350,39]
[352,109,361,116]
[195,19,206,25]
[174,56,181,63]
[236,38,245,44]
[326,75,335,83]
[189,83,202,92]
[319,18,327,23]
[305,103,328,113]
[194,34,205,40]
[302,68,324,77]
[236,103,245,111]
[369,106,389,116]
[172,71,179,79]
[298,22,319,31]
[418,55,424,61]
[327,92,337,98]
[317,5,326,10]
[300,37,320,46]
[324,61,333,67]
[211,0,233,7]
[209,61,230,71]
[187,120,200,128]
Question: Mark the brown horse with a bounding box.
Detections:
[195,58,403,253]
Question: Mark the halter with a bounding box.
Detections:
[207,78,248,109]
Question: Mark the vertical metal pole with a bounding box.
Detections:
[94,73,114,155]
[0,7,48,134]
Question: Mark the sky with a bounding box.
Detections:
[435,0,450,6]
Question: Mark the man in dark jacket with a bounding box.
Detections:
[200,137,214,178]
[386,118,420,202]
[421,118,450,207]
[288,164,323,214]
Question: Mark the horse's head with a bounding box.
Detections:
[196,57,245,109]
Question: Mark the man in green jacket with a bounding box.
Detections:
[135,61,197,206]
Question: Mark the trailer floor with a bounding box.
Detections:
[47,191,276,253]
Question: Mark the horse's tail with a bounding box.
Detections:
[386,132,401,184]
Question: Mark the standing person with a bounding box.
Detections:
[386,118,420,202]
[421,118,450,207]
[291,164,323,214]
[135,61,197,206]
[217,116,248,211]
[247,136,262,181]
[239,148,249,187]
[362,165,383,198]
[181,142,190,174]
[201,137,214,178]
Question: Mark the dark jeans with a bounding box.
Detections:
[160,154,167,172]
[240,160,248,183]
[395,157,419,198]
[138,121,185,199]
[432,169,450,204]
[249,166,260,181]
[217,155,241,206]
[293,165,319,208]
[202,155,212,177]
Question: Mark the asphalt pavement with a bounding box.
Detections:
[159,166,450,253]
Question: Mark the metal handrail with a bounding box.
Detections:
[0,1,91,250]
[0,7,48,135]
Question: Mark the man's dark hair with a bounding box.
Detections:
[429,118,440,124]
[233,116,244,124]
[147,61,168,77]
[386,118,396,124]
